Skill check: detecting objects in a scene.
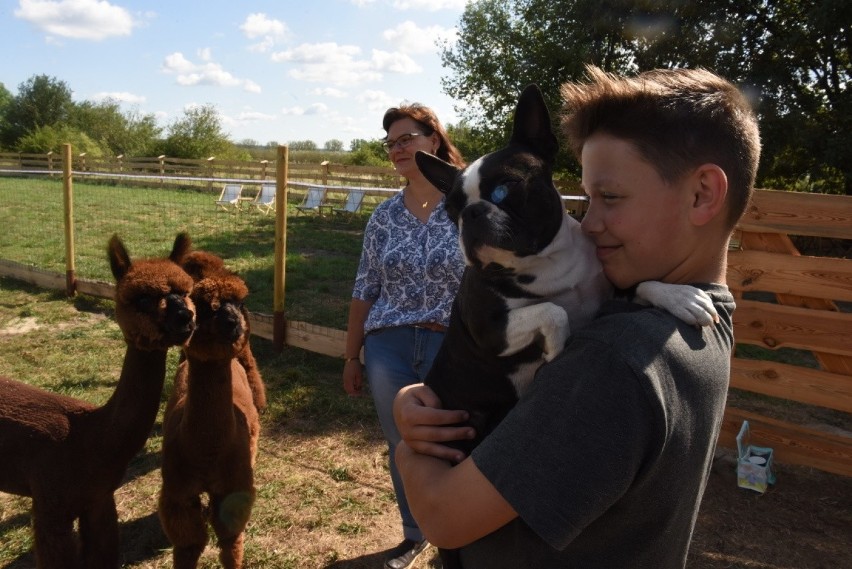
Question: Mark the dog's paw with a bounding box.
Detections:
[541,310,570,361]
[635,281,719,327]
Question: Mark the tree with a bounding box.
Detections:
[324,139,344,152]
[71,99,162,157]
[16,124,104,157]
[0,83,12,150]
[1,75,74,148]
[345,139,387,167]
[288,140,318,151]
[442,0,851,193]
[162,104,233,159]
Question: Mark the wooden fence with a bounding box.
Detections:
[718,189,851,476]
[0,151,408,194]
[0,151,849,476]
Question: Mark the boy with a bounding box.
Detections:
[392,65,761,568]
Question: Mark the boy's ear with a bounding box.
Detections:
[689,164,728,226]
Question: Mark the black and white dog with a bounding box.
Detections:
[416,84,716,454]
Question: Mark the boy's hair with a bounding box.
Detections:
[560,65,761,228]
[383,103,466,168]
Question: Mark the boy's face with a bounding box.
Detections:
[580,133,699,290]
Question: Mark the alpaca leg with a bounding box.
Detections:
[159,493,208,569]
[31,502,81,569]
[210,490,255,569]
[78,496,119,569]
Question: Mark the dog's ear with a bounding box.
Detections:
[415,151,460,194]
[510,84,558,161]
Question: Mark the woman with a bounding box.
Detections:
[342,103,466,569]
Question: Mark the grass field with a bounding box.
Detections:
[0,175,376,330]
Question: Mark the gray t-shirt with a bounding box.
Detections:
[465,284,735,569]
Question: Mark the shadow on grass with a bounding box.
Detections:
[0,512,168,569]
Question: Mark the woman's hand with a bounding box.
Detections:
[393,383,475,464]
[343,359,365,397]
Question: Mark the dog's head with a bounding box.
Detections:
[415,84,564,271]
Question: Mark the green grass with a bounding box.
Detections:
[0,176,373,330]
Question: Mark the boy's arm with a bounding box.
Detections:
[393,384,519,548]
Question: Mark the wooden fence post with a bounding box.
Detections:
[273,145,290,351]
[62,144,76,296]
[206,156,215,192]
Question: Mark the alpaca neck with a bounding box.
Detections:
[99,344,167,461]
[182,356,237,443]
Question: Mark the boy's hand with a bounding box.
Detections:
[393,383,475,464]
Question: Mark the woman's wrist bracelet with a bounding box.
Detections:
[345,356,360,363]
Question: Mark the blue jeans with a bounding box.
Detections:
[364,326,445,542]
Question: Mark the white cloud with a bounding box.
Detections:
[370,50,421,74]
[357,90,398,113]
[311,87,348,98]
[235,110,277,121]
[383,20,457,54]
[240,13,289,53]
[281,103,329,116]
[391,0,467,11]
[271,42,361,64]
[162,51,262,93]
[272,43,381,85]
[271,42,420,85]
[14,0,135,40]
[91,91,146,104]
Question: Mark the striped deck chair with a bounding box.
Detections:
[332,190,366,218]
[295,186,327,215]
[215,184,244,211]
[251,183,276,214]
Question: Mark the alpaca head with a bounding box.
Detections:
[184,256,251,362]
[108,233,196,351]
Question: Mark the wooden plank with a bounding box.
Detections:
[740,231,852,377]
[738,189,852,239]
[247,314,348,360]
[727,250,852,302]
[733,300,852,357]
[730,357,852,413]
[718,407,852,477]
[76,279,114,299]
[0,259,65,290]
[284,320,348,359]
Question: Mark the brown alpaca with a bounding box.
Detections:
[158,253,263,569]
[0,233,195,569]
[180,250,266,412]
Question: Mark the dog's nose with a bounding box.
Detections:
[463,202,490,222]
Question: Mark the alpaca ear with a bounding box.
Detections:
[108,234,131,281]
[170,233,192,265]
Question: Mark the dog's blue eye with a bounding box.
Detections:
[491,185,508,204]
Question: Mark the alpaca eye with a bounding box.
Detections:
[135,295,157,312]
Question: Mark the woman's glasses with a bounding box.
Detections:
[382,132,424,153]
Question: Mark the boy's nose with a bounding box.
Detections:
[580,202,602,235]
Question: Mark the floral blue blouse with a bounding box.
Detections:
[352,191,466,334]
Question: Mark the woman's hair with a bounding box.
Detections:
[383,103,465,168]
[561,65,761,229]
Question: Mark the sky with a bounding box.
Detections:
[1,0,471,148]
